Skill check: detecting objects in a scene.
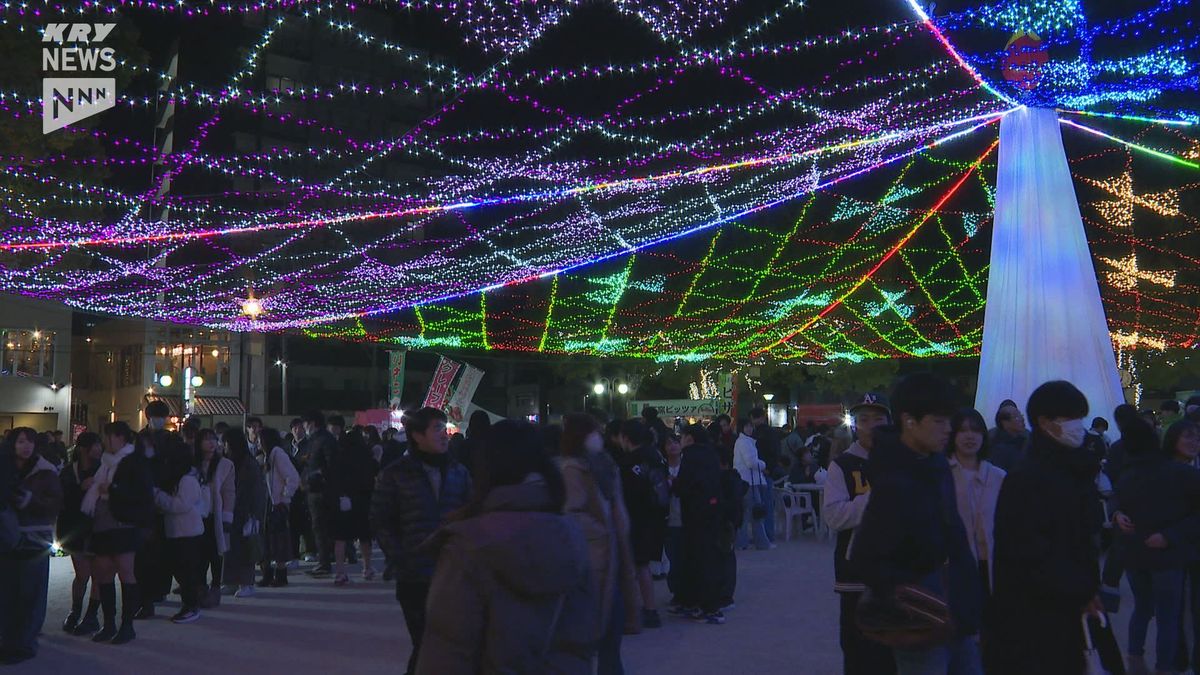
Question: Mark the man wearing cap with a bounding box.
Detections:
[823,392,896,675]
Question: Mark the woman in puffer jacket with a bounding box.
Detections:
[0,427,64,665]
[416,420,596,675]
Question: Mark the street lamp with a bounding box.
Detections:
[763,393,775,402]
[617,382,630,395]
[158,374,174,387]
[593,382,606,395]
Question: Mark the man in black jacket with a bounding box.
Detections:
[673,425,725,624]
[370,407,470,675]
[988,381,1103,675]
[851,373,981,673]
[301,410,338,577]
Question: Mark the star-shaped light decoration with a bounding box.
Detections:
[1087,172,1180,229]
[1098,252,1176,291]
[864,289,914,319]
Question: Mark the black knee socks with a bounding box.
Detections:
[121,583,140,623]
[99,583,117,626]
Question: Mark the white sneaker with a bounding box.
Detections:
[234,585,256,598]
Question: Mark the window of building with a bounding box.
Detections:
[117,344,142,388]
[0,328,55,378]
[153,328,233,389]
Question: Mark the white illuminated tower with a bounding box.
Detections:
[974,106,1125,424]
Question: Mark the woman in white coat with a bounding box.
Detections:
[257,427,300,587]
[946,408,1006,596]
[193,428,235,608]
[733,418,771,551]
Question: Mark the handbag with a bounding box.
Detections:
[855,583,955,649]
[1083,614,1112,675]
[750,469,768,520]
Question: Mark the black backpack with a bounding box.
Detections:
[641,460,671,514]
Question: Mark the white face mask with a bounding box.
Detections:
[1048,417,1087,448]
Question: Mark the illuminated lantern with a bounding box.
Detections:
[1001,31,1048,91]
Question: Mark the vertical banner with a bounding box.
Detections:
[422,356,462,410]
[444,365,485,425]
[387,350,407,408]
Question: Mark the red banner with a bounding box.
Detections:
[422,356,462,410]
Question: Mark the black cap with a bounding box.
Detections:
[849,392,891,417]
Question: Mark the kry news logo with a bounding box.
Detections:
[42,22,118,134]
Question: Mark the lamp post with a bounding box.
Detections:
[275,359,289,415]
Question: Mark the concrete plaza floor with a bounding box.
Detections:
[10,535,841,674]
[11,534,1149,674]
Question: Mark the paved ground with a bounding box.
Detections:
[10,535,839,674]
[12,534,1151,674]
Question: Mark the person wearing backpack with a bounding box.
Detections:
[0,427,63,665]
[80,421,155,646]
[617,418,668,629]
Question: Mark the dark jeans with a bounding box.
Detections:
[307,493,333,568]
[597,581,625,675]
[264,504,291,565]
[681,524,722,613]
[664,526,683,600]
[839,591,897,675]
[1189,563,1200,673]
[719,548,736,604]
[200,517,223,586]
[290,490,314,560]
[0,554,50,657]
[135,521,170,602]
[1128,567,1185,671]
[167,535,205,611]
[397,581,430,675]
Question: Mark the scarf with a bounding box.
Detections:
[81,444,134,516]
[413,449,449,469]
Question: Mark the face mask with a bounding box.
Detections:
[1048,418,1087,448]
[149,417,166,430]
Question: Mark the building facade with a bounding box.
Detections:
[0,294,73,436]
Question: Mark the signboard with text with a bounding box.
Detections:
[627,398,733,419]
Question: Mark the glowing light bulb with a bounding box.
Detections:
[242,297,263,318]
[593,383,605,395]
[191,375,204,387]
[159,374,174,387]
[617,383,630,395]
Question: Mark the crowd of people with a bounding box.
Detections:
[823,379,1200,675]
[3,382,1200,674]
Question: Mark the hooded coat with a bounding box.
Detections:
[416,476,596,675]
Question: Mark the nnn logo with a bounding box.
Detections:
[42,23,118,134]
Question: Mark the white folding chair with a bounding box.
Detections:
[778,489,818,540]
